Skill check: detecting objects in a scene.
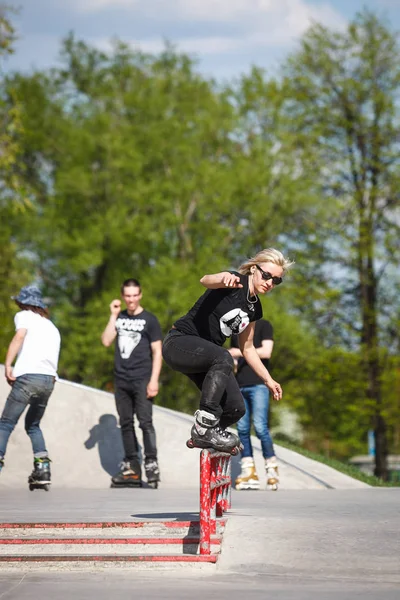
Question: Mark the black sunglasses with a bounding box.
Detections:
[256,265,283,286]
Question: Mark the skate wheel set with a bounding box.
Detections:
[186,438,240,456]
[110,480,159,489]
[28,481,50,492]
[110,480,142,489]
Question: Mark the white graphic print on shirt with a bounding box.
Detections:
[220,309,250,337]
[116,317,146,359]
[118,331,141,359]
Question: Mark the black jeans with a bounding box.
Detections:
[114,379,157,462]
[162,330,245,428]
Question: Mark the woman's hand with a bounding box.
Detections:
[200,272,243,289]
[221,273,243,288]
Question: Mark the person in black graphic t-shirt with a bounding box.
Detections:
[101,279,162,488]
[162,248,293,453]
[230,319,280,490]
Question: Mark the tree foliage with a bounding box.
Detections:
[0,5,32,351]
[281,9,400,477]
[1,11,399,476]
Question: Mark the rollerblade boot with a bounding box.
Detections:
[145,458,160,489]
[266,457,279,491]
[28,457,51,491]
[235,457,260,490]
[111,459,142,488]
[187,410,240,454]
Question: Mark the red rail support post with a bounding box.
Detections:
[199,449,232,555]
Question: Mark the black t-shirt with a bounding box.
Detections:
[173,272,262,346]
[231,319,274,387]
[114,309,162,383]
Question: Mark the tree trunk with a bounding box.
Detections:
[359,204,388,480]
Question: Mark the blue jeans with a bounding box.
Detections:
[0,374,55,460]
[236,384,275,459]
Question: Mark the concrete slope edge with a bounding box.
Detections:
[54,377,370,489]
[0,367,368,489]
[273,444,370,489]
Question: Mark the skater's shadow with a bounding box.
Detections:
[84,414,125,476]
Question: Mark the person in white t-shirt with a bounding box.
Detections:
[0,285,61,488]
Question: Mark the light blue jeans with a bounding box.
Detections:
[0,374,55,460]
[236,384,275,459]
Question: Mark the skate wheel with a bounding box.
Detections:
[29,484,34,491]
[186,438,195,449]
[44,484,50,492]
[230,446,239,456]
[148,482,158,489]
[269,484,278,491]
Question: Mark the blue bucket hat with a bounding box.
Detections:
[11,285,47,310]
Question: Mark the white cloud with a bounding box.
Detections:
[70,0,346,32]
[92,0,346,58]
[6,0,348,79]
[72,0,139,10]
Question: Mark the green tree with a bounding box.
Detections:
[6,26,397,468]
[6,36,324,411]
[283,10,400,478]
[0,5,32,356]
[6,37,239,390]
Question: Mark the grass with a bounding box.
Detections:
[273,434,399,487]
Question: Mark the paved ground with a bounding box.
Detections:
[1,368,397,599]
[0,488,399,599]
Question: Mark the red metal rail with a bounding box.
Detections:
[199,449,231,555]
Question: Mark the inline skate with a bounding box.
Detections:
[186,410,241,455]
[265,458,279,491]
[235,457,260,490]
[111,459,142,488]
[28,456,51,491]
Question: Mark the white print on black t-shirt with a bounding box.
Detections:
[116,318,147,359]
[118,331,141,359]
[116,318,146,332]
[220,309,250,337]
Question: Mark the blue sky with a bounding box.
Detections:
[4,0,400,81]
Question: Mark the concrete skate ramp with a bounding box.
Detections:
[0,366,368,490]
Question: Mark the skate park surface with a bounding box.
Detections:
[1,368,399,599]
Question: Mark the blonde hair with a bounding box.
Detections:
[238,248,294,275]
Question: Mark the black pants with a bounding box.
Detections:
[114,379,157,462]
[162,330,245,428]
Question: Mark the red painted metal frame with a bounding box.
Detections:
[0,537,221,545]
[199,449,231,555]
[0,521,200,529]
[0,555,218,563]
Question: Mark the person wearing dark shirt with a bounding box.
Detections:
[162,248,293,453]
[230,319,279,490]
[101,278,163,488]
